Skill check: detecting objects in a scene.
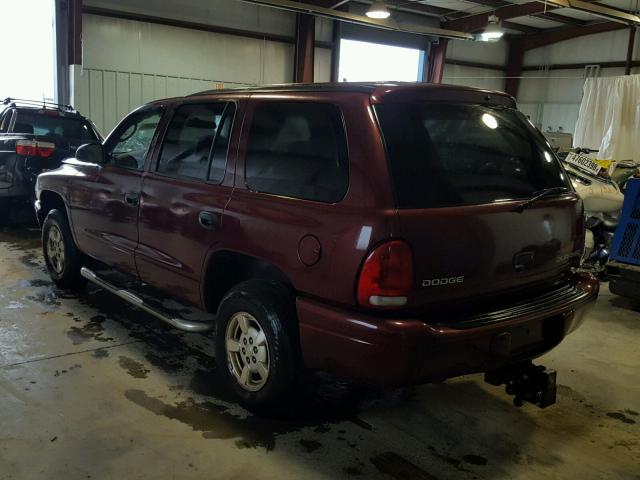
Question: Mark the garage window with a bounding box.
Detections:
[158,102,233,182]
[245,102,348,203]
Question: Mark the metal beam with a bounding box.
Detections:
[236,0,474,40]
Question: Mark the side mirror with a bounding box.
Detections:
[75,143,105,164]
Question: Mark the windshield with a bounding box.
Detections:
[375,103,570,209]
[13,111,99,141]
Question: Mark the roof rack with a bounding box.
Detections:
[2,97,76,113]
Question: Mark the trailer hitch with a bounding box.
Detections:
[485,361,557,408]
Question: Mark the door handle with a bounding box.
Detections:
[198,211,220,230]
[124,192,139,206]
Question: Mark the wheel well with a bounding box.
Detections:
[38,190,67,224]
[203,250,294,314]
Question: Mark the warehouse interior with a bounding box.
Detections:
[1,0,640,479]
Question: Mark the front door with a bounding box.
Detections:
[69,107,165,276]
[136,101,238,307]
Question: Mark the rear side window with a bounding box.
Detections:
[375,103,570,209]
[245,102,348,203]
[158,102,233,181]
[12,111,98,141]
[0,109,13,132]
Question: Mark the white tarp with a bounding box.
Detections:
[574,74,640,162]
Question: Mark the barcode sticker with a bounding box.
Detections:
[565,152,601,175]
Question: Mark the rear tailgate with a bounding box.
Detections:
[395,198,582,309]
[374,99,582,311]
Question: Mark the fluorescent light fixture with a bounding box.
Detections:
[479,14,504,42]
[366,0,391,19]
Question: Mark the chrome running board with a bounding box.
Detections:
[80,267,214,333]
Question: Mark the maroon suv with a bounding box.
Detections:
[35,83,598,411]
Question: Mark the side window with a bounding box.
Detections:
[157,102,232,181]
[245,102,348,203]
[105,109,163,170]
[0,110,14,132]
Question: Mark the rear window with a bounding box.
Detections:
[375,103,570,209]
[245,102,348,203]
[13,111,99,141]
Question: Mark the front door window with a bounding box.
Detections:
[105,110,163,170]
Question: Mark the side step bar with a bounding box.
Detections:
[80,267,214,333]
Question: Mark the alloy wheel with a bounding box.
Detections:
[225,311,270,392]
[46,225,65,275]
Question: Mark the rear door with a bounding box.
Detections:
[374,102,581,310]
[68,106,165,275]
[136,100,239,307]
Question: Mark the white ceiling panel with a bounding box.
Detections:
[548,7,602,21]
[418,0,490,16]
[508,15,566,28]
[597,0,639,10]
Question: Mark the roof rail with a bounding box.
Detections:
[2,97,76,113]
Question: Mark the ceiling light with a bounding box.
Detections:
[366,0,391,19]
[479,14,504,42]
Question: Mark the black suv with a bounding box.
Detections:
[0,98,101,219]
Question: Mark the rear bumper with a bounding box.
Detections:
[298,272,599,386]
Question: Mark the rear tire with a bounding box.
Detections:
[215,280,299,413]
[42,209,85,289]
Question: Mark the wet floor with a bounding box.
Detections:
[0,225,639,479]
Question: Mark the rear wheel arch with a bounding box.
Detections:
[201,250,295,316]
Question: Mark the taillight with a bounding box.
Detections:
[357,240,414,308]
[15,140,55,158]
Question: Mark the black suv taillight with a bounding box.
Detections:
[15,140,55,158]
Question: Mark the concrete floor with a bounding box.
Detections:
[0,225,639,480]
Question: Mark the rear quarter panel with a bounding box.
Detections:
[223,92,396,306]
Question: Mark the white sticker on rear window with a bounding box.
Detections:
[565,152,601,176]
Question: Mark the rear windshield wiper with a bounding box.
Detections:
[512,187,570,213]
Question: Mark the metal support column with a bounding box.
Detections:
[427,38,448,83]
[294,13,315,83]
[504,38,524,98]
[625,26,637,75]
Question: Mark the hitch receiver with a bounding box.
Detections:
[485,361,557,408]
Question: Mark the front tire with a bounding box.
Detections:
[42,209,85,289]
[215,280,299,413]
